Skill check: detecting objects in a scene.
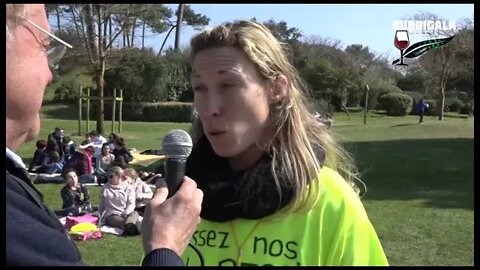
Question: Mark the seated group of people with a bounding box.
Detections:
[30,128,134,185]
[55,166,159,236]
[28,127,74,175]
[30,128,164,235]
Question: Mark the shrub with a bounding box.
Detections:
[459,102,474,115]
[445,98,464,113]
[378,92,413,116]
[104,48,169,103]
[424,99,437,116]
[91,102,193,123]
[53,80,81,104]
[142,102,193,122]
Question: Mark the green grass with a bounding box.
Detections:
[22,110,473,266]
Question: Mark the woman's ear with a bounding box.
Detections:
[269,75,288,105]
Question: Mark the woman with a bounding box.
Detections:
[98,166,139,235]
[28,139,48,173]
[111,138,133,169]
[94,143,115,185]
[124,168,153,216]
[107,133,120,152]
[36,151,63,174]
[63,140,97,184]
[181,20,388,266]
[54,168,91,217]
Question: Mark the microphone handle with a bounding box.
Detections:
[164,158,187,198]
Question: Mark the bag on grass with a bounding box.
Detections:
[69,222,102,241]
[65,213,98,230]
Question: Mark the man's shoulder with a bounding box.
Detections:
[6,172,83,266]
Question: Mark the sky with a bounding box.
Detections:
[141,4,473,61]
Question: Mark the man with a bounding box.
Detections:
[6,4,203,266]
[46,127,65,159]
[416,98,429,124]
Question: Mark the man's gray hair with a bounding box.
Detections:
[6,4,29,42]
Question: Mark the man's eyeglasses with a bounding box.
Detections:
[23,18,73,69]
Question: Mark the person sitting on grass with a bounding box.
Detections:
[111,138,134,169]
[36,151,64,174]
[28,139,48,173]
[94,143,115,185]
[54,168,91,217]
[63,140,97,184]
[98,166,140,236]
[124,168,153,216]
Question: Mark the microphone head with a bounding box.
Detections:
[162,129,193,159]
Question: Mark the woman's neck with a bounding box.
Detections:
[228,143,265,172]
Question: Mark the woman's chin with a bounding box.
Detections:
[210,143,236,158]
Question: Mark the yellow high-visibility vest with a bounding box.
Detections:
[182,167,389,266]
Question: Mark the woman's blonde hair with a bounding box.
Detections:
[124,168,138,185]
[108,166,124,177]
[189,20,360,213]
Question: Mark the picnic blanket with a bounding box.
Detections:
[59,216,143,236]
[130,153,165,167]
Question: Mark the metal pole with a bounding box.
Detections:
[86,88,90,132]
[364,84,369,125]
[78,86,83,135]
[112,88,116,134]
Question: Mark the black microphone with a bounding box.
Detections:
[161,129,193,198]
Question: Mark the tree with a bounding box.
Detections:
[174,4,184,51]
[139,5,172,49]
[413,12,471,120]
[396,67,428,94]
[65,4,131,134]
[263,19,302,43]
[157,5,209,56]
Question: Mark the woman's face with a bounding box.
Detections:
[102,145,110,155]
[123,173,134,184]
[108,172,122,185]
[191,46,271,159]
[65,171,78,188]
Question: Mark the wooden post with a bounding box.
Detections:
[112,88,116,134]
[364,84,369,125]
[119,89,123,133]
[78,86,83,135]
[86,87,90,132]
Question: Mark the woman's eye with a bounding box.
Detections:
[222,84,234,89]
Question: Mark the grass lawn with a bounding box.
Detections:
[18,108,474,266]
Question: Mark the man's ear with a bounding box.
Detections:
[269,75,288,105]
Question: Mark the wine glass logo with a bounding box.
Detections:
[394,30,410,66]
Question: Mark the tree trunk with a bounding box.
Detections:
[174,4,184,51]
[438,83,446,121]
[103,11,108,51]
[85,5,99,60]
[125,29,131,48]
[55,6,61,31]
[96,4,105,134]
[142,20,146,49]
[131,17,136,48]
[157,25,176,56]
[109,15,112,51]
